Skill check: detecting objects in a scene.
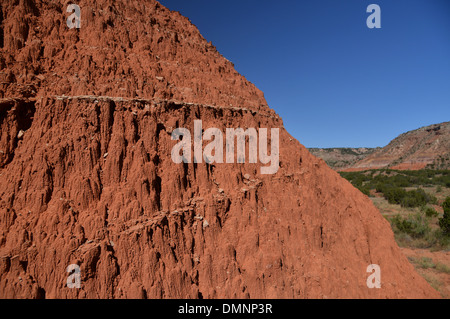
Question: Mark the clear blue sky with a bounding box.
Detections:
[159,0,450,148]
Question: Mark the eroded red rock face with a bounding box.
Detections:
[0,0,440,298]
[0,0,267,110]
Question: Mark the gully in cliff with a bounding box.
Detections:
[171,120,279,174]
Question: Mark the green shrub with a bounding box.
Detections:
[382,187,437,208]
[424,206,439,218]
[375,182,387,193]
[439,197,450,235]
[400,188,437,208]
[391,212,431,239]
[357,185,371,196]
[383,187,406,205]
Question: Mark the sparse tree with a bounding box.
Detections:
[439,197,450,235]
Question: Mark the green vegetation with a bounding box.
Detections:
[386,198,450,249]
[340,169,450,191]
[340,169,448,208]
[383,187,436,208]
[408,256,450,274]
[391,212,431,239]
[340,169,450,249]
[389,211,449,249]
[439,197,450,235]
[421,273,443,292]
[436,262,450,274]
[408,256,435,269]
[424,206,439,218]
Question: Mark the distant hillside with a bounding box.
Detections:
[308,147,380,170]
[350,122,450,171]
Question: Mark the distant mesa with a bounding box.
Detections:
[308,147,381,170]
[310,122,450,171]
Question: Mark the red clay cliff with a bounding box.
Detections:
[0,0,440,298]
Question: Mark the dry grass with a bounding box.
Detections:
[421,273,444,294]
[436,262,450,274]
